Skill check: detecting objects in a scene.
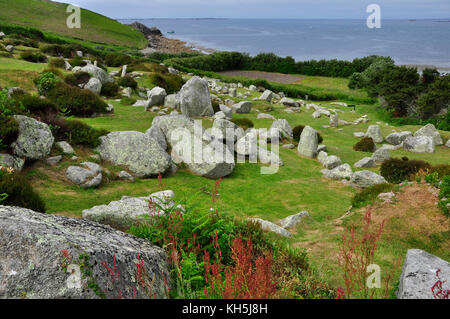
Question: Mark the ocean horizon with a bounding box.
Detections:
[119,18,450,70]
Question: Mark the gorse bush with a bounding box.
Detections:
[117,75,138,89]
[20,50,47,63]
[230,118,254,130]
[353,137,376,153]
[0,173,46,213]
[352,183,394,209]
[34,72,59,96]
[380,158,431,184]
[46,83,108,117]
[293,125,323,144]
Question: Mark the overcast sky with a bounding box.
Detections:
[68,0,450,19]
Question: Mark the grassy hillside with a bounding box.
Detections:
[0,0,146,48]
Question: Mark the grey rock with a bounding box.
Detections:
[371,148,390,164]
[279,211,310,229]
[213,111,227,120]
[211,118,240,143]
[121,87,132,98]
[0,205,169,299]
[248,218,291,238]
[271,119,293,139]
[414,124,443,146]
[97,131,171,178]
[403,136,435,153]
[0,154,25,172]
[78,64,113,84]
[232,101,252,114]
[282,144,295,149]
[330,114,339,128]
[84,77,102,94]
[354,132,365,138]
[219,104,233,118]
[323,163,353,180]
[397,249,450,299]
[324,155,342,170]
[118,171,135,182]
[354,157,377,168]
[179,77,214,118]
[66,162,102,188]
[317,151,328,165]
[164,94,180,110]
[259,90,274,102]
[45,155,62,166]
[11,115,54,161]
[257,113,275,120]
[280,97,299,108]
[258,147,283,166]
[365,125,383,143]
[446,140,450,148]
[146,122,168,151]
[56,141,75,155]
[297,126,318,158]
[386,131,412,145]
[350,170,387,188]
[146,87,167,109]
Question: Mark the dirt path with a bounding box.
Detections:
[220,70,304,84]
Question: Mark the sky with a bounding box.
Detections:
[66,0,450,19]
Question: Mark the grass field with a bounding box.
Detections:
[0,0,147,48]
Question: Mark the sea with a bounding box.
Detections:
[118,19,450,70]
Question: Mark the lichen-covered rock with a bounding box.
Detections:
[66,162,102,188]
[55,141,75,155]
[297,125,318,158]
[97,131,171,178]
[322,163,353,180]
[146,125,168,151]
[179,76,214,118]
[0,154,25,172]
[11,115,54,161]
[211,118,241,143]
[84,77,102,94]
[365,125,383,143]
[350,170,387,188]
[259,90,274,102]
[354,157,377,168]
[385,131,412,145]
[371,148,390,164]
[414,124,443,146]
[146,87,167,109]
[279,211,310,229]
[403,136,435,153]
[280,97,299,108]
[164,93,180,110]
[397,249,450,299]
[151,115,235,179]
[323,155,342,170]
[0,205,169,299]
[248,218,291,237]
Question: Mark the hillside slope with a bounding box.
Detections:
[0,0,146,48]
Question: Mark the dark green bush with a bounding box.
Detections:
[100,82,119,97]
[380,158,431,184]
[120,97,137,106]
[353,137,376,152]
[64,120,109,147]
[230,118,254,130]
[352,183,394,209]
[148,72,183,94]
[34,72,59,96]
[126,61,168,73]
[438,176,450,216]
[49,57,66,69]
[430,164,450,179]
[40,44,84,58]
[15,95,58,117]
[64,71,90,87]
[46,83,108,117]
[104,53,133,67]
[117,75,137,89]
[0,173,46,213]
[0,114,19,150]
[68,57,87,67]
[20,50,47,63]
[292,125,323,144]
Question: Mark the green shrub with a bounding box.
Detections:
[104,53,133,67]
[380,158,431,184]
[34,72,59,96]
[147,72,183,94]
[120,97,137,106]
[46,83,108,117]
[40,44,84,58]
[49,57,66,69]
[230,118,254,130]
[0,173,46,213]
[64,120,109,147]
[15,95,58,117]
[20,50,47,63]
[64,71,90,87]
[0,114,19,151]
[430,164,450,179]
[127,61,168,73]
[68,57,87,67]
[352,183,394,209]
[438,176,450,216]
[292,125,324,144]
[117,75,137,89]
[0,88,25,116]
[100,82,119,97]
[353,137,376,152]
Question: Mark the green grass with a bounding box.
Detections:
[0,0,146,48]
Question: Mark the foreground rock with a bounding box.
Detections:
[151,115,235,179]
[0,205,169,299]
[179,77,214,117]
[350,170,387,188]
[11,115,54,161]
[248,218,292,238]
[397,249,450,299]
[82,191,177,229]
[97,131,171,178]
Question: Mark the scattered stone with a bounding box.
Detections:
[0,154,25,172]
[118,171,135,182]
[378,192,395,203]
[146,87,167,109]
[403,136,435,153]
[350,170,387,188]
[84,77,102,94]
[322,164,353,180]
[414,124,443,146]
[397,249,450,299]
[231,101,252,114]
[371,148,390,164]
[11,115,54,161]
[66,162,102,188]
[279,211,310,229]
[121,87,132,98]
[317,151,328,165]
[317,145,327,153]
[55,141,75,155]
[164,94,180,110]
[297,126,318,158]
[77,64,113,85]
[179,76,214,117]
[282,144,295,149]
[0,205,169,299]
[280,97,299,108]
[385,131,412,145]
[354,157,377,168]
[353,132,365,138]
[219,104,233,118]
[45,155,62,166]
[271,119,293,140]
[324,155,342,170]
[365,125,383,143]
[248,218,291,238]
[257,113,275,120]
[330,114,339,128]
[97,131,171,177]
[259,90,274,102]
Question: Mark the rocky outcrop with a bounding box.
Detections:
[11,115,54,161]
[179,77,214,118]
[0,205,169,299]
[397,249,450,299]
[97,131,171,178]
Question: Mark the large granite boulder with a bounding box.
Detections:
[397,249,450,299]
[0,154,25,172]
[179,77,214,117]
[403,136,435,153]
[97,131,171,178]
[385,131,412,145]
[0,205,169,299]
[77,64,113,85]
[11,115,54,161]
[414,124,443,146]
[350,170,387,188]
[151,115,235,179]
[365,125,383,143]
[297,126,318,158]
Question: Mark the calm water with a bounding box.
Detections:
[119,19,450,68]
